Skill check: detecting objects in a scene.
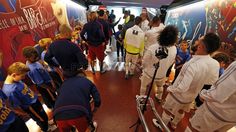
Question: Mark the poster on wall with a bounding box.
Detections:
[0,0,87,75]
[165,0,236,60]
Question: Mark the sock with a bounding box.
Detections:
[162,111,172,125]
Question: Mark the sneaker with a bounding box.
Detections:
[47,124,57,132]
[170,121,177,129]
[152,119,161,128]
[48,119,55,125]
[155,94,162,103]
[125,74,129,80]
[91,68,95,74]
[100,69,106,74]
[89,121,97,132]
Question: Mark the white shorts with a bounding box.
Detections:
[163,94,191,116]
[189,104,235,132]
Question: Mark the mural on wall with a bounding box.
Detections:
[0,0,87,73]
[165,0,236,60]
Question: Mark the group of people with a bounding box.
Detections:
[0,7,236,132]
[115,8,235,132]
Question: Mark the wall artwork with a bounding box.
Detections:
[0,0,87,71]
[165,0,236,60]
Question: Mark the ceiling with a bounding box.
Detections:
[98,0,174,8]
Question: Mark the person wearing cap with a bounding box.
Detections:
[153,33,221,129]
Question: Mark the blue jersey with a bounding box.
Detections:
[26,61,52,85]
[175,48,191,69]
[0,90,15,132]
[2,82,37,109]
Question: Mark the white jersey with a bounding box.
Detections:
[200,61,236,123]
[168,55,219,103]
[145,23,165,50]
[142,43,177,79]
[141,19,150,32]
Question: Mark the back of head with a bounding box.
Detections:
[158,25,178,47]
[39,38,52,49]
[202,32,221,54]
[152,16,160,24]
[129,15,135,22]
[118,24,123,30]
[59,24,72,38]
[7,62,29,75]
[89,11,97,21]
[22,46,39,62]
[97,10,105,17]
[135,16,142,25]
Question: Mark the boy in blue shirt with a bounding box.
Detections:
[2,62,49,131]
[115,24,124,61]
[0,89,29,132]
[173,40,191,83]
[23,46,57,109]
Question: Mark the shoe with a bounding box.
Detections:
[152,119,161,128]
[125,74,129,80]
[170,121,177,129]
[100,69,106,74]
[47,124,57,132]
[155,94,162,103]
[91,68,95,74]
[89,121,97,132]
[129,72,134,76]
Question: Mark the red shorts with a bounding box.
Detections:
[88,44,105,62]
[56,117,88,132]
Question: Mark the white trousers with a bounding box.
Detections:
[125,53,139,75]
[139,74,165,99]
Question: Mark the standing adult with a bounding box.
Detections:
[124,17,145,79]
[80,12,106,74]
[44,24,88,74]
[145,16,165,50]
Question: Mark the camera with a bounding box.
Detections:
[155,46,168,59]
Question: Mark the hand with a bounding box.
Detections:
[199,97,204,102]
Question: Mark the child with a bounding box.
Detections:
[153,33,221,129]
[186,61,236,132]
[2,62,49,131]
[23,46,57,109]
[140,25,177,102]
[53,70,101,132]
[115,24,124,61]
[213,53,229,76]
[173,40,191,83]
[0,89,29,132]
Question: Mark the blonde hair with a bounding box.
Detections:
[59,24,72,36]
[38,38,52,48]
[7,62,29,75]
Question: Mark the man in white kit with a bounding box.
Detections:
[153,33,221,129]
[186,61,236,132]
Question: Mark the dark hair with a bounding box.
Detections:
[97,10,104,17]
[129,15,135,22]
[213,53,229,63]
[158,25,178,46]
[118,24,123,30]
[135,16,142,25]
[152,16,160,24]
[22,46,39,62]
[203,33,221,54]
